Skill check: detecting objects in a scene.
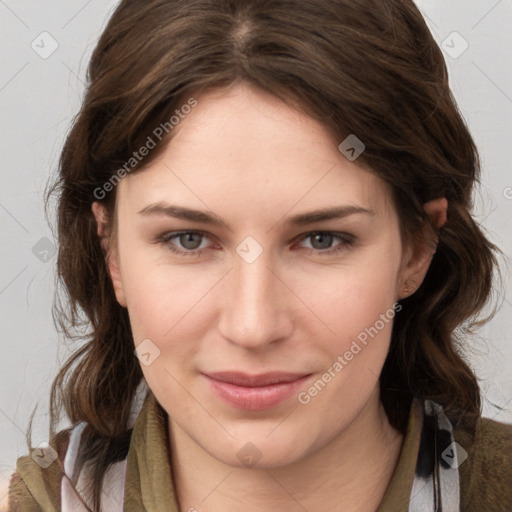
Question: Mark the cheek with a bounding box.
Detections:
[122,262,209,398]
[123,264,206,341]
[295,266,400,420]
[119,245,223,371]
[301,244,401,345]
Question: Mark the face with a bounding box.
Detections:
[98,82,436,468]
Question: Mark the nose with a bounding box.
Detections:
[217,248,294,350]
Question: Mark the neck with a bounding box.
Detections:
[168,388,404,512]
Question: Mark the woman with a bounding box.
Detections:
[8,0,512,511]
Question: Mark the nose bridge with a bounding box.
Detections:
[236,253,273,308]
[218,245,292,348]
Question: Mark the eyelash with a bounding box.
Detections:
[157,230,355,257]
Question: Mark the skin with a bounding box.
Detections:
[93,81,447,512]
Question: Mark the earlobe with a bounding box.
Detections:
[91,202,127,307]
[398,197,448,299]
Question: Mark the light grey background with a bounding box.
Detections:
[1,0,511,504]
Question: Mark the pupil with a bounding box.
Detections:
[312,233,332,250]
[181,233,201,250]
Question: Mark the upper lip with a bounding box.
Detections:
[204,371,311,387]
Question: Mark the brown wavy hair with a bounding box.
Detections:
[19,0,501,510]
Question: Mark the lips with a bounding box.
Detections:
[203,371,312,410]
[205,371,310,387]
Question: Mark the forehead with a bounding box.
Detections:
[118,82,394,222]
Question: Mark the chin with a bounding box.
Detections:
[216,445,306,470]
[198,430,313,470]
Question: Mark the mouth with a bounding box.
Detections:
[202,371,313,411]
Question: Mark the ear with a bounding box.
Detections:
[91,202,127,307]
[398,197,447,300]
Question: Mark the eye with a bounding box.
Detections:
[157,230,355,258]
[159,230,211,256]
[296,231,355,255]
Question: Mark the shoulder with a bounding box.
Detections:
[7,427,72,512]
[454,415,512,511]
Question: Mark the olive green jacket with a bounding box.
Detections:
[8,392,512,511]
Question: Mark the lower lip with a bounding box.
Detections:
[204,374,312,411]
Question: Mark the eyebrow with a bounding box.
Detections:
[137,202,375,228]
